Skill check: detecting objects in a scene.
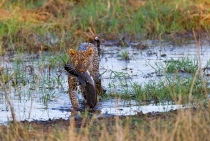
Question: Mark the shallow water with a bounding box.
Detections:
[0,39,210,124]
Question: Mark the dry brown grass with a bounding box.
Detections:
[0,0,72,23]
[0,106,209,141]
[0,0,210,52]
[0,0,210,140]
[127,0,146,10]
[177,1,210,31]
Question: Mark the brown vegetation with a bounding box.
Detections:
[0,107,209,140]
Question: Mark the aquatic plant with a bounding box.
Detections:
[118,50,130,60]
[0,0,210,140]
[164,57,198,73]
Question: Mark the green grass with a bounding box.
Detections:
[105,72,208,105]
[1,0,209,106]
[0,0,210,53]
[133,75,207,104]
[0,1,210,140]
[149,57,200,75]
[118,50,130,60]
[103,57,209,105]
[0,51,68,107]
[164,57,198,73]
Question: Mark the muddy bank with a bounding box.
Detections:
[16,107,201,131]
[0,104,209,141]
[20,109,180,129]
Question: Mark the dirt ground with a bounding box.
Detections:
[19,109,180,131]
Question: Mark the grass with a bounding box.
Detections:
[106,71,208,105]
[0,106,210,140]
[0,0,210,53]
[134,74,207,104]
[103,56,209,105]
[164,57,198,73]
[0,51,68,107]
[118,50,130,60]
[0,0,210,140]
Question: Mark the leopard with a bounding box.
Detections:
[67,37,102,109]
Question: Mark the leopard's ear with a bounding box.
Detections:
[69,49,76,57]
[86,48,93,57]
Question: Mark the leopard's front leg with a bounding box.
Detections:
[68,75,79,108]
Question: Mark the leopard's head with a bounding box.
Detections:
[69,48,93,73]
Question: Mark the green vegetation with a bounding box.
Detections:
[0,52,68,107]
[0,0,210,140]
[0,0,209,112]
[110,73,208,105]
[164,57,198,73]
[104,56,209,105]
[0,0,210,52]
[133,75,207,104]
[118,50,130,60]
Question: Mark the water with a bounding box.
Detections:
[0,39,210,124]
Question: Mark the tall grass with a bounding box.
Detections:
[0,0,210,53]
[0,0,210,140]
[0,106,210,140]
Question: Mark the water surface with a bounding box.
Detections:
[0,39,210,124]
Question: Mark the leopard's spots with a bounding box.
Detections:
[68,43,101,108]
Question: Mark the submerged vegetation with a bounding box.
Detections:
[105,57,209,105]
[0,0,210,140]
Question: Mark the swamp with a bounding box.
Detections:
[0,0,210,140]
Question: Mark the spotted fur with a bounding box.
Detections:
[68,42,101,108]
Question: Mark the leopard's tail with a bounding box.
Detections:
[94,37,100,56]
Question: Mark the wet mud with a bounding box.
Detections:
[20,108,197,131]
